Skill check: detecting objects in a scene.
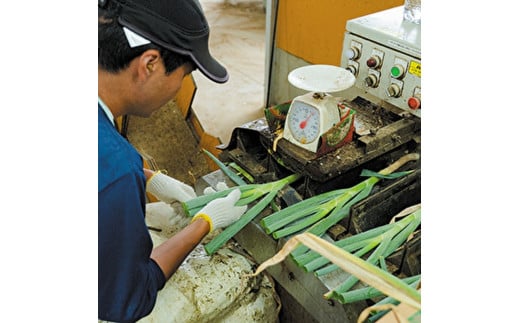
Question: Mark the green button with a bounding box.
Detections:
[391,66,401,77]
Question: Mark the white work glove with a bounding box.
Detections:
[192,189,247,232]
[203,181,229,195]
[146,171,197,204]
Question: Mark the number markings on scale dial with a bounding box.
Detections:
[288,102,320,144]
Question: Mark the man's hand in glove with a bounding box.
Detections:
[203,181,229,195]
[191,189,247,232]
[146,170,197,204]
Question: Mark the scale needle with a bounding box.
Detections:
[299,113,313,129]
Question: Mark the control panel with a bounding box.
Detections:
[340,6,421,117]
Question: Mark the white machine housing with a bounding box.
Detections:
[340,6,421,117]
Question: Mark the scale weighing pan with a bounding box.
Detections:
[288,64,355,93]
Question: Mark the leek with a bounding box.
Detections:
[228,162,254,184]
[202,149,247,185]
[261,190,346,233]
[339,275,420,303]
[291,223,394,267]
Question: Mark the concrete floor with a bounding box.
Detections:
[192,0,267,146]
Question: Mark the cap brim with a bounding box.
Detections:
[188,33,228,83]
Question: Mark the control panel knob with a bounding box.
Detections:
[386,84,401,98]
[366,55,382,68]
[346,47,360,60]
[364,74,379,88]
[408,96,421,110]
[390,64,405,79]
[346,65,357,76]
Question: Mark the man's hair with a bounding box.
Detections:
[98,1,192,75]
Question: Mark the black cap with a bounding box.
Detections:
[109,0,228,83]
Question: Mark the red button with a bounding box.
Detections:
[408,97,421,110]
[367,57,378,68]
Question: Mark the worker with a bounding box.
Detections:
[98,0,248,321]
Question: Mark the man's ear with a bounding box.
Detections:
[139,49,161,77]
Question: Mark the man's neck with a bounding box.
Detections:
[98,67,132,119]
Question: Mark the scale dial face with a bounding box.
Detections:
[287,101,320,144]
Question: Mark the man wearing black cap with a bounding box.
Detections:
[98,0,247,321]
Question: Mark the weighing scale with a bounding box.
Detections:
[282,65,356,154]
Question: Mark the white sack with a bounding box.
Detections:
[137,202,280,323]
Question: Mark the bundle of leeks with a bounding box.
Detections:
[247,231,421,323]
[181,150,301,255]
[260,153,419,257]
[295,204,421,304]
